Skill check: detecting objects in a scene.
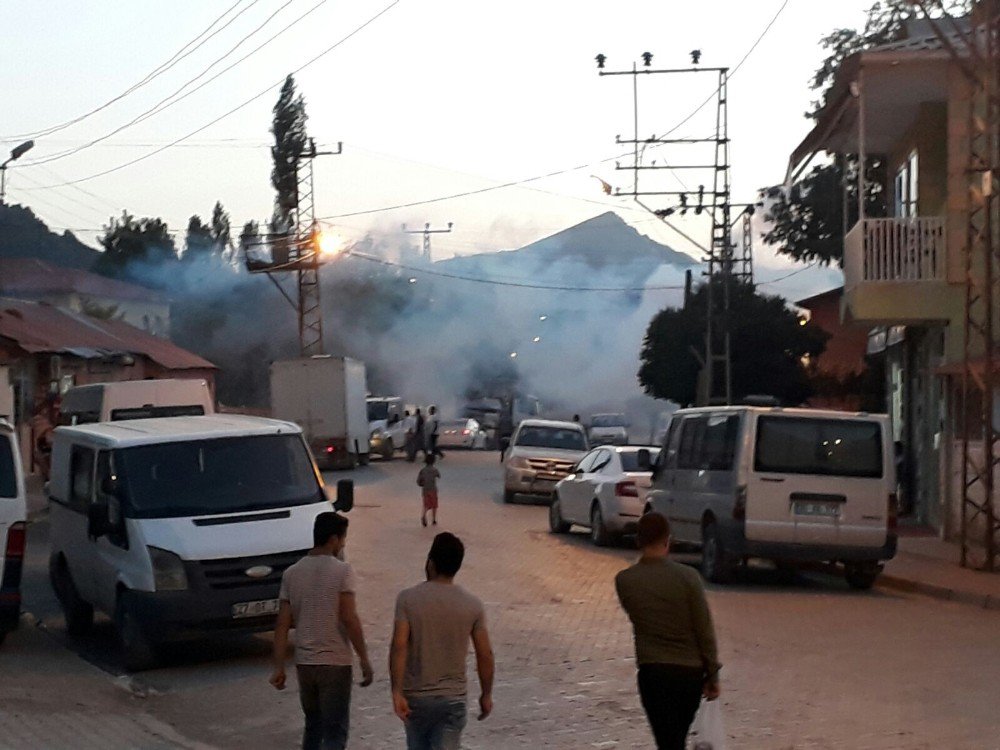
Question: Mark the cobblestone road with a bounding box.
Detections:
[17,452,1000,749]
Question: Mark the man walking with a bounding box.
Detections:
[426,405,444,459]
[390,533,494,749]
[614,512,720,750]
[271,512,374,750]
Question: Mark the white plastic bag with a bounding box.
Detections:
[688,699,727,750]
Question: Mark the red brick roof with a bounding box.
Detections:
[0,258,168,304]
[0,298,214,370]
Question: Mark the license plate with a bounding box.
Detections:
[232,598,279,619]
[794,502,840,517]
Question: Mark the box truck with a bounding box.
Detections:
[270,357,370,470]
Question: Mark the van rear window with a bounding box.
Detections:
[754,417,883,478]
[0,439,16,498]
[110,405,205,420]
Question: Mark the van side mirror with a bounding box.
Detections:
[87,501,111,540]
[334,479,354,512]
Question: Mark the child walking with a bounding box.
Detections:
[417,454,441,527]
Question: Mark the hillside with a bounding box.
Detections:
[0,203,99,270]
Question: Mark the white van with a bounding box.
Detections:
[647,406,896,589]
[59,379,214,425]
[0,419,27,646]
[47,415,351,670]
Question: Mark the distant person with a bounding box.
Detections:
[417,454,441,527]
[615,512,720,750]
[426,405,444,459]
[390,533,494,750]
[414,408,427,460]
[403,410,417,462]
[271,512,374,750]
[572,414,581,423]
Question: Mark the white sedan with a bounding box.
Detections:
[549,446,660,546]
[437,418,489,450]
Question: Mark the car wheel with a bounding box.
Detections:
[116,592,158,672]
[50,555,94,636]
[701,521,736,584]
[549,496,571,533]
[503,489,516,504]
[590,503,612,547]
[382,438,394,461]
[844,563,879,590]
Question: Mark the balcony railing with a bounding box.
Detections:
[845,217,946,287]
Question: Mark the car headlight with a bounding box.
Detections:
[148,546,189,591]
[507,456,530,469]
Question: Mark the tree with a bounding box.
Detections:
[183,215,213,260]
[95,210,175,277]
[270,75,308,234]
[638,280,829,406]
[210,201,231,256]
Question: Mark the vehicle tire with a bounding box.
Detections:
[49,555,94,636]
[549,496,571,534]
[503,489,516,504]
[116,592,158,672]
[701,521,736,584]
[382,438,394,461]
[590,503,612,547]
[844,563,879,590]
[358,451,370,467]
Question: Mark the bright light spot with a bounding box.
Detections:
[532,337,541,343]
[318,231,346,257]
[539,315,548,321]
[408,278,417,284]
[835,438,842,445]
[798,318,807,326]
[510,352,518,358]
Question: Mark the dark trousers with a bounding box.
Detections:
[296,664,352,750]
[637,664,704,750]
[430,434,443,458]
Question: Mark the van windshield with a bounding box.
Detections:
[755,417,883,478]
[515,426,586,451]
[0,438,16,498]
[116,434,321,518]
[367,402,389,421]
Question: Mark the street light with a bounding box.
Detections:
[0,140,34,204]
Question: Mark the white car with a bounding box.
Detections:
[502,419,589,503]
[550,446,660,546]
[588,413,630,446]
[437,418,488,450]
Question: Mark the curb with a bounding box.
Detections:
[876,572,1000,611]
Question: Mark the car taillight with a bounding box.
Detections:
[888,492,898,532]
[325,445,336,453]
[615,481,639,497]
[4,522,25,560]
[462,429,470,435]
[733,485,747,521]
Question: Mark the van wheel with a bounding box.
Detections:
[590,503,612,547]
[844,563,879,590]
[382,438,394,460]
[503,489,516,504]
[358,452,370,467]
[116,593,158,672]
[549,497,570,533]
[701,522,736,584]
[50,555,94,636]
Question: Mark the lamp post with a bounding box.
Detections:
[0,140,34,205]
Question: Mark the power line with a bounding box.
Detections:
[3,0,256,140]
[24,0,403,188]
[22,0,320,167]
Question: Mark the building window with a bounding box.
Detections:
[894,150,919,218]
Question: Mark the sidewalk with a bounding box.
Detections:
[879,527,1000,611]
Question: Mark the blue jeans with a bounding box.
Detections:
[405,695,468,750]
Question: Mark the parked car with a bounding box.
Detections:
[502,419,588,503]
[646,406,897,589]
[437,418,488,450]
[367,396,406,460]
[588,413,629,446]
[550,446,660,546]
[46,415,352,670]
[0,419,26,646]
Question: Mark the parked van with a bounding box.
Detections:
[0,419,26,646]
[59,379,214,425]
[647,406,896,589]
[47,415,351,670]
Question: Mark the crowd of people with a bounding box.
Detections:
[401,406,445,463]
[270,510,720,750]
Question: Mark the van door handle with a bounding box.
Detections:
[760,477,785,483]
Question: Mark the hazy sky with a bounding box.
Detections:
[0,0,876,297]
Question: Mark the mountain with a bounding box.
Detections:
[436,211,696,284]
[0,203,100,270]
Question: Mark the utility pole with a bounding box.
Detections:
[246,137,342,357]
[911,0,1000,571]
[403,222,453,262]
[597,52,747,405]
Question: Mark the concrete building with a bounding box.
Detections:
[0,258,171,336]
[786,19,979,537]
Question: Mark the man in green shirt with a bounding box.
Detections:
[615,512,721,750]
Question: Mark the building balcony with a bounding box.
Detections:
[843,217,960,326]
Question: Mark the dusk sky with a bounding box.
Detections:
[1,0,879,298]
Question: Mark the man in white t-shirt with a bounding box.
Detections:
[271,512,374,750]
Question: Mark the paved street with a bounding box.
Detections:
[9,451,1000,749]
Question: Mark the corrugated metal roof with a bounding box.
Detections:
[0,258,168,304]
[0,297,215,370]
